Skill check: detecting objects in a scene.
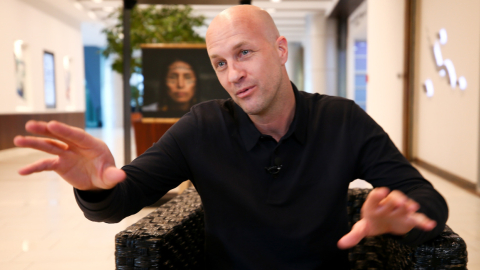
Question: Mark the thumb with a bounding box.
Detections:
[337,219,367,249]
[102,167,127,189]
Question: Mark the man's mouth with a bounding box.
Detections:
[236,86,255,98]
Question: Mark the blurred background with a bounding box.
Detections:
[1,0,480,269]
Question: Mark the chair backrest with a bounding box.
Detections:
[115,188,468,270]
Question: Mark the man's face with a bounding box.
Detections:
[166,61,196,104]
[207,19,284,116]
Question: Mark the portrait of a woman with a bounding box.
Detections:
[162,60,197,113]
[141,46,228,118]
[143,57,200,117]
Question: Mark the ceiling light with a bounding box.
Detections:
[88,11,97,19]
[103,6,115,12]
[73,2,83,10]
[271,0,282,2]
[266,8,276,14]
[22,240,29,252]
[92,0,103,3]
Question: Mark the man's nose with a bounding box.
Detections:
[228,63,245,84]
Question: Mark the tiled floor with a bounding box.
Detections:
[0,127,479,269]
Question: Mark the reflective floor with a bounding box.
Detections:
[0,128,479,269]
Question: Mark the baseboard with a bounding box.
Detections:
[413,158,480,197]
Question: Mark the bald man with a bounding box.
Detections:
[15,5,447,269]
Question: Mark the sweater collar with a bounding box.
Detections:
[235,82,308,151]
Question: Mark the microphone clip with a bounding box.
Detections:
[265,165,282,175]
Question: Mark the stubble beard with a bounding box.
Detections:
[231,68,284,116]
[241,83,282,117]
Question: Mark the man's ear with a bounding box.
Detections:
[276,36,288,65]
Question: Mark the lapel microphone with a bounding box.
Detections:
[265,165,282,175]
[265,157,283,175]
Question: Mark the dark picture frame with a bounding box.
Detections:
[141,44,228,118]
[43,51,56,109]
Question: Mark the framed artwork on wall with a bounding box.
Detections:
[63,56,73,102]
[141,44,228,118]
[43,51,56,109]
[14,40,27,99]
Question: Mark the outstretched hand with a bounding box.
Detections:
[14,120,126,191]
[337,187,437,249]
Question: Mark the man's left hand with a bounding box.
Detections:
[337,187,437,249]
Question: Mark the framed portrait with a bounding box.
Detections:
[141,44,228,118]
[43,51,56,109]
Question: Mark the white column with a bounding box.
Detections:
[367,0,406,152]
[102,56,124,129]
[304,12,326,94]
[286,42,304,90]
[325,18,338,96]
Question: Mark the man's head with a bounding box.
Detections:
[206,5,291,117]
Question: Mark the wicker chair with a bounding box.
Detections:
[115,188,468,269]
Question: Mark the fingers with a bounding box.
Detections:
[409,212,437,231]
[361,188,437,236]
[337,219,368,249]
[362,187,390,214]
[46,121,99,149]
[18,157,59,175]
[24,120,98,149]
[101,167,127,189]
[25,120,55,137]
[377,190,418,215]
[14,135,68,155]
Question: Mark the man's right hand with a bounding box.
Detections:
[13,120,126,191]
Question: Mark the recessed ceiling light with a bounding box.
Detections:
[271,0,282,2]
[92,0,103,3]
[103,6,114,12]
[73,2,83,10]
[266,8,276,13]
[88,11,97,19]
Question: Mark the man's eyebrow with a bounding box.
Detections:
[232,41,248,50]
[209,41,250,60]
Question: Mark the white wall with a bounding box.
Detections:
[366,0,406,152]
[413,0,480,184]
[0,0,85,114]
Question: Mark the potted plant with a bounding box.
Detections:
[102,5,206,114]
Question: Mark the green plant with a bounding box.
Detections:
[102,5,206,110]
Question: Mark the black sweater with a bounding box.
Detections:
[76,84,448,269]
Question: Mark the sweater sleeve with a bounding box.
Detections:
[348,102,448,246]
[75,111,197,223]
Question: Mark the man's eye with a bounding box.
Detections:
[241,50,249,55]
[217,61,226,68]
